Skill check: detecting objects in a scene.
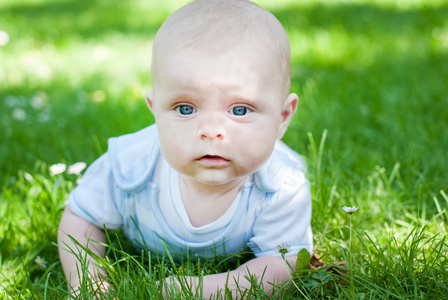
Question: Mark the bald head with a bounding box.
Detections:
[151,0,292,97]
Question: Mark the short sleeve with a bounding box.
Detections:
[68,153,123,230]
[248,173,313,258]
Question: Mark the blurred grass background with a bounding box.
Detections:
[1,0,448,297]
[1,0,447,194]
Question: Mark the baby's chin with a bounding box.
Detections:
[182,172,250,187]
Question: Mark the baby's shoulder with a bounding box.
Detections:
[107,124,160,192]
[254,141,308,193]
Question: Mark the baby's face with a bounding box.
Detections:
[147,48,296,186]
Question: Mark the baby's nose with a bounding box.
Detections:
[198,116,225,140]
[200,132,224,140]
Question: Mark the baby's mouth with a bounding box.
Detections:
[202,155,226,159]
[197,155,230,167]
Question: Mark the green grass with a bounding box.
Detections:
[1,0,447,298]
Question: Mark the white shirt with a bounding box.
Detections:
[69,124,313,260]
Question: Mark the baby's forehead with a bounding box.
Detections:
[156,43,283,85]
[160,41,272,67]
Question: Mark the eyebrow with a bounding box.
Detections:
[229,96,258,106]
[167,93,198,104]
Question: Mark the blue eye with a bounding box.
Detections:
[232,106,250,116]
[176,105,196,115]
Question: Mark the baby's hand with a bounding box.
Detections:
[71,279,115,299]
[158,275,200,298]
[157,275,180,297]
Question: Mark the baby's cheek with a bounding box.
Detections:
[161,122,192,143]
[237,147,270,172]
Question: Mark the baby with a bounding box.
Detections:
[58,0,313,297]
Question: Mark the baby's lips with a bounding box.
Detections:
[196,155,231,167]
[196,153,229,160]
[201,155,228,160]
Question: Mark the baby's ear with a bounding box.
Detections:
[145,91,155,113]
[278,93,298,139]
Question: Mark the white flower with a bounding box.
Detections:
[49,163,66,175]
[12,108,26,121]
[67,162,87,175]
[274,242,292,255]
[0,31,9,46]
[5,95,19,107]
[24,172,34,182]
[31,92,48,109]
[35,256,48,269]
[342,206,359,214]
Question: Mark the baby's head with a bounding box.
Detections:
[146,0,299,186]
[150,0,292,99]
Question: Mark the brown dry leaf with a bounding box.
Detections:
[307,253,349,285]
[324,261,349,285]
[308,252,323,270]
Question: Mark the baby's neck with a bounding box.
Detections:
[179,175,248,227]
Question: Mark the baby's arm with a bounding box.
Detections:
[168,255,296,298]
[57,206,108,292]
[205,254,295,296]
